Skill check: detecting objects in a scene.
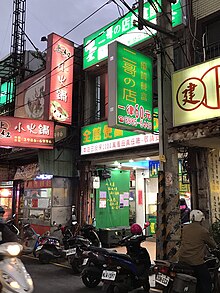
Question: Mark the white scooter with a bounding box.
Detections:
[0,242,34,293]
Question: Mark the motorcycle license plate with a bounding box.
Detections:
[65,248,76,256]
[102,270,117,281]
[155,272,170,286]
[83,258,88,265]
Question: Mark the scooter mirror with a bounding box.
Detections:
[144,221,150,229]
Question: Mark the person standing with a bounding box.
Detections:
[179,198,191,224]
[178,209,217,293]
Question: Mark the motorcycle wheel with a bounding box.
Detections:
[71,258,84,274]
[82,272,101,288]
[39,253,51,264]
[105,284,128,293]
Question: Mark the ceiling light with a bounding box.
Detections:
[145,157,150,160]
[129,159,134,163]
[114,161,119,165]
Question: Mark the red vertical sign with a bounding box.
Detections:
[138,190,143,205]
[46,33,74,125]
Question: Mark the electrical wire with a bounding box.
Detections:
[0,2,141,117]
[1,0,192,125]
[0,0,112,80]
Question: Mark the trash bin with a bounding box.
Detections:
[172,273,197,293]
[98,227,130,247]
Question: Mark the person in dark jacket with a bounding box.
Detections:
[0,206,18,244]
[178,210,217,293]
[179,198,191,224]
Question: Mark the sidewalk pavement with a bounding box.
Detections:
[115,239,156,261]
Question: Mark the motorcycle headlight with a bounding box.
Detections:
[7,244,22,256]
[2,273,21,289]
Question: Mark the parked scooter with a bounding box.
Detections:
[20,223,41,256]
[34,221,101,268]
[81,223,152,292]
[66,224,102,274]
[0,242,34,292]
[153,247,220,293]
[34,222,66,264]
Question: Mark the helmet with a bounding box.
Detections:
[130,223,142,235]
[0,206,5,215]
[190,210,205,222]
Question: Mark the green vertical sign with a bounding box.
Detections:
[108,41,153,132]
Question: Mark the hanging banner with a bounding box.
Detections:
[108,41,153,133]
[46,33,74,125]
[0,116,54,149]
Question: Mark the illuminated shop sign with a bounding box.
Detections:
[108,41,153,132]
[0,117,54,149]
[83,0,183,69]
[0,81,14,105]
[46,33,74,125]
[173,56,220,126]
[81,120,158,155]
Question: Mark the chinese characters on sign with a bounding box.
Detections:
[0,117,54,149]
[173,57,220,126]
[81,121,159,155]
[83,0,183,69]
[208,150,220,221]
[46,33,74,125]
[108,41,153,132]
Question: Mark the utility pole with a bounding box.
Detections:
[137,0,180,260]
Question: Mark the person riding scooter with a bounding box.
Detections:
[178,209,217,293]
[0,206,18,244]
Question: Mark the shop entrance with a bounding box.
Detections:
[94,156,160,232]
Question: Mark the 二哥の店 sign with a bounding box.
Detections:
[0,116,54,149]
[108,41,153,133]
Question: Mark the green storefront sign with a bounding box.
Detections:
[81,121,136,146]
[83,0,184,69]
[81,109,158,146]
[108,41,153,132]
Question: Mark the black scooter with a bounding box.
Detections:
[67,224,102,273]
[81,224,152,292]
[35,222,101,273]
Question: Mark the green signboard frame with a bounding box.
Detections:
[83,0,184,69]
[108,41,153,132]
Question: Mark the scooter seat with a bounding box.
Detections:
[88,246,131,260]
